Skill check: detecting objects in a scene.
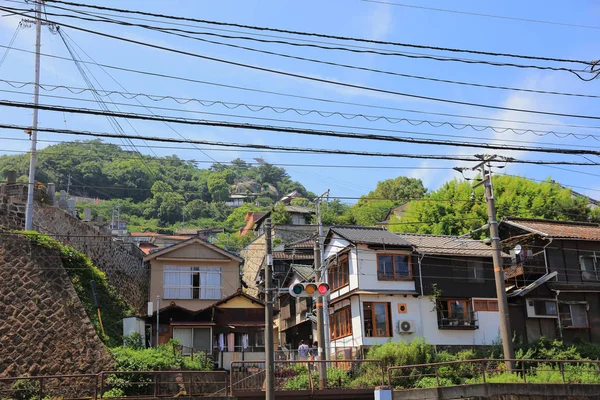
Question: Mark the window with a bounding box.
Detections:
[363,302,391,337]
[328,256,350,291]
[533,300,557,316]
[330,307,352,340]
[468,261,485,283]
[164,266,222,300]
[172,327,212,352]
[377,254,411,280]
[559,303,589,328]
[474,300,498,312]
[580,255,598,281]
[437,299,478,329]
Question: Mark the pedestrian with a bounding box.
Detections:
[298,340,310,361]
[310,341,318,361]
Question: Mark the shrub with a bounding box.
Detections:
[123,333,144,350]
[366,338,436,369]
[414,377,453,388]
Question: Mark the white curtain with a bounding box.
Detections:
[201,267,222,299]
[164,266,192,299]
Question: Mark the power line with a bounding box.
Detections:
[38,0,597,66]
[362,0,600,30]
[4,100,600,156]
[5,87,600,150]
[0,123,598,166]
[22,5,598,78]
[5,8,600,114]
[4,44,600,131]
[0,21,21,69]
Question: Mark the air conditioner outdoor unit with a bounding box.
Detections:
[397,320,415,334]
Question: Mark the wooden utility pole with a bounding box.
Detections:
[472,156,515,371]
[264,219,275,399]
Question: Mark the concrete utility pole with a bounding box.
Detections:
[314,189,330,358]
[314,241,327,389]
[472,156,515,371]
[264,219,275,400]
[24,0,43,230]
[155,295,160,348]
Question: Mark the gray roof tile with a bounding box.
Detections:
[396,233,498,257]
[329,226,413,247]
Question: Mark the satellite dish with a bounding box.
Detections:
[514,244,522,255]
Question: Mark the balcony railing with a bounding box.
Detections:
[437,311,478,330]
[503,258,547,279]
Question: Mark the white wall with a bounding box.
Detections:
[354,245,416,292]
[330,295,501,348]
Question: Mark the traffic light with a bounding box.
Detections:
[288,282,330,297]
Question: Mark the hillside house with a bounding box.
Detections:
[500,217,600,344]
[140,235,272,369]
[323,227,501,355]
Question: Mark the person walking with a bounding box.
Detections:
[298,340,310,361]
[309,341,318,361]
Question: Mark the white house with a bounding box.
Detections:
[323,227,502,353]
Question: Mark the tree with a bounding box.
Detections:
[271,203,292,224]
[368,176,427,201]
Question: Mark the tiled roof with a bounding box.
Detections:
[286,236,316,249]
[502,217,600,241]
[329,226,412,247]
[396,233,497,257]
[284,205,314,214]
[292,265,316,281]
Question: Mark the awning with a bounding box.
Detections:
[170,321,216,326]
[281,318,313,332]
[331,289,418,304]
[507,271,558,298]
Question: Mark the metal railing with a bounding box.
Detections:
[230,359,384,395]
[0,370,228,399]
[387,359,600,389]
[437,310,478,330]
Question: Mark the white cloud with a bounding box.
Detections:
[364,2,393,40]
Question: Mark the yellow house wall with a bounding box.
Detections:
[218,296,262,309]
[148,243,241,311]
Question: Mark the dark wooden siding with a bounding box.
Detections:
[420,255,496,298]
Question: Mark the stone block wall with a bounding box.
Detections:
[0,235,113,377]
[0,184,148,312]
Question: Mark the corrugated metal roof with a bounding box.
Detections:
[329,226,412,247]
[397,233,497,257]
[502,217,600,241]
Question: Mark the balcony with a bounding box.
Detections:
[503,256,547,280]
[437,311,478,330]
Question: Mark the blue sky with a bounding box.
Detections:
[0,0,599,202]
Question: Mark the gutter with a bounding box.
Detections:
[541,237,554,278]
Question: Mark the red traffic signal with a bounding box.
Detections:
[289,282,330,297]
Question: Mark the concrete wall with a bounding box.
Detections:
[393,383,600,400]
[0,234,113,377]
[0,184,148,312]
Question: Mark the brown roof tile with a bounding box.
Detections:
[502,217,600,241]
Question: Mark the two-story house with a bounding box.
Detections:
[141,235,271,369]
[323,227,502,354]
[500,217,600,344]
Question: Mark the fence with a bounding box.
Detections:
[230,359,383,395]
[0,370,229,399]
[387,358,600,389]
[276,346,364,361]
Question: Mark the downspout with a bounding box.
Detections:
[542,237,554,279]
[552,289,563,339]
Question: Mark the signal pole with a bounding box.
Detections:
[24,0,43,230]
[314,241,327,389]
[264,219,275,400]
[314,189,330,358]
[472,155,515,370]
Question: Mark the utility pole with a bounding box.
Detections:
[314,241,327,389]
[155,295,160,348]
[264,219,275,400]
[24,0,43,230]
[66,174,71,197]
[472,155,515,371]
[314,189,330,359]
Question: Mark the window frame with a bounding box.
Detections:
[474,299,498,312]
[330,307,353,340]
[467,261,485,283]
[328,255,350,291]
[376,253,412,281]
[559,303,589,329]
[163,266,222,300]
[363,302,392,338]
[580,254,599,281]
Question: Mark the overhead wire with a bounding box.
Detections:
[0,21,21,69]
[4,7,600,118]
[1,123,599,166]
[37,0,597,66]
[19,5,598,78]
[3,43,600,132]
[5,87,600,150]
[4,100,600,157]
[3,81,600,144]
